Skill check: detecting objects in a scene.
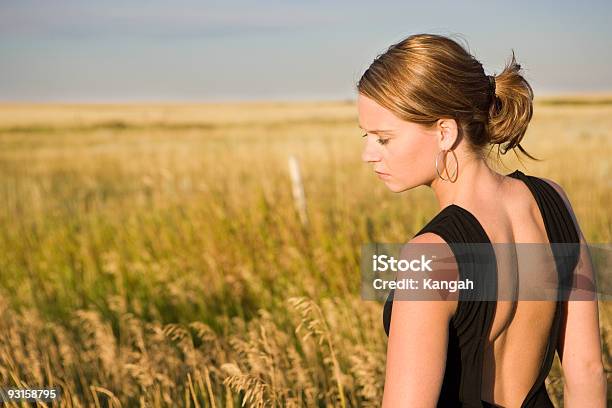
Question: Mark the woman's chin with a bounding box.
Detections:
[384,181,410,193]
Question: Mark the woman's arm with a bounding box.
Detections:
[382,232,458,407]
[542,178,607,407]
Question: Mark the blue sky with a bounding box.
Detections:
[0,0,610,102]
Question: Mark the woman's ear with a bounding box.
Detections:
[436,118,459,151]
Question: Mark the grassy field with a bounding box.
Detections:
[0,99,610,407]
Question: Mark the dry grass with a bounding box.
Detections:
[0,99,609,407]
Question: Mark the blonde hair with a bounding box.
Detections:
[357,33,536,160]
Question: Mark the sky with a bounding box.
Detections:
[0,0,611,102]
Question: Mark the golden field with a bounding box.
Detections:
[0,98,610,407]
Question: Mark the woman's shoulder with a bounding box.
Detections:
[515,172,579,223]
[507,171,583,243]
[537,176,572,205]
[536,176,584,241]
[413,204,464,240]
[505,171,576,220]
[508,170,571,204]
[410,229,448,244]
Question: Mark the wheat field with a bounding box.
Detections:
[0,98,610,407]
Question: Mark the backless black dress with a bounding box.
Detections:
[382,170,580,407]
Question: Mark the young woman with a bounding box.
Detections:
[357,33,606,407]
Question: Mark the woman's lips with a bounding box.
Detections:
[375,171,391,179]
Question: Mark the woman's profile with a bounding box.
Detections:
[356,33,606,407]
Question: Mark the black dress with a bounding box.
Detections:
[382,170,580,407]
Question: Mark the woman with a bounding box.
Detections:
[356,34,606,407]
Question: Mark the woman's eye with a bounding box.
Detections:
[361,133,389,145]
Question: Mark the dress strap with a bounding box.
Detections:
[506,170,579,244]
[415,205,498,407]
[506,170,580,407]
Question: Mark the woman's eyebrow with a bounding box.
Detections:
[358,125,394,134]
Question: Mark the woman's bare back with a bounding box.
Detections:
[462,175,570,406]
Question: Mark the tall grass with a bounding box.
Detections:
[0,100,609,406]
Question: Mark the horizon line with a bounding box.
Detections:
[1,90,612,106]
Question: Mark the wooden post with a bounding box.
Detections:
[288,155,309,227]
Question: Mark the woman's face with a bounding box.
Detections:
[357,93,441,192]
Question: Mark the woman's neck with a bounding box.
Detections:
[430,156,506,211]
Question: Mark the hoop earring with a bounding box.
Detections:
[435,149,458,182]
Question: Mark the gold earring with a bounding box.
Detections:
[435,149,458,182]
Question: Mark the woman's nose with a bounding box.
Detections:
[361,138,382,163]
